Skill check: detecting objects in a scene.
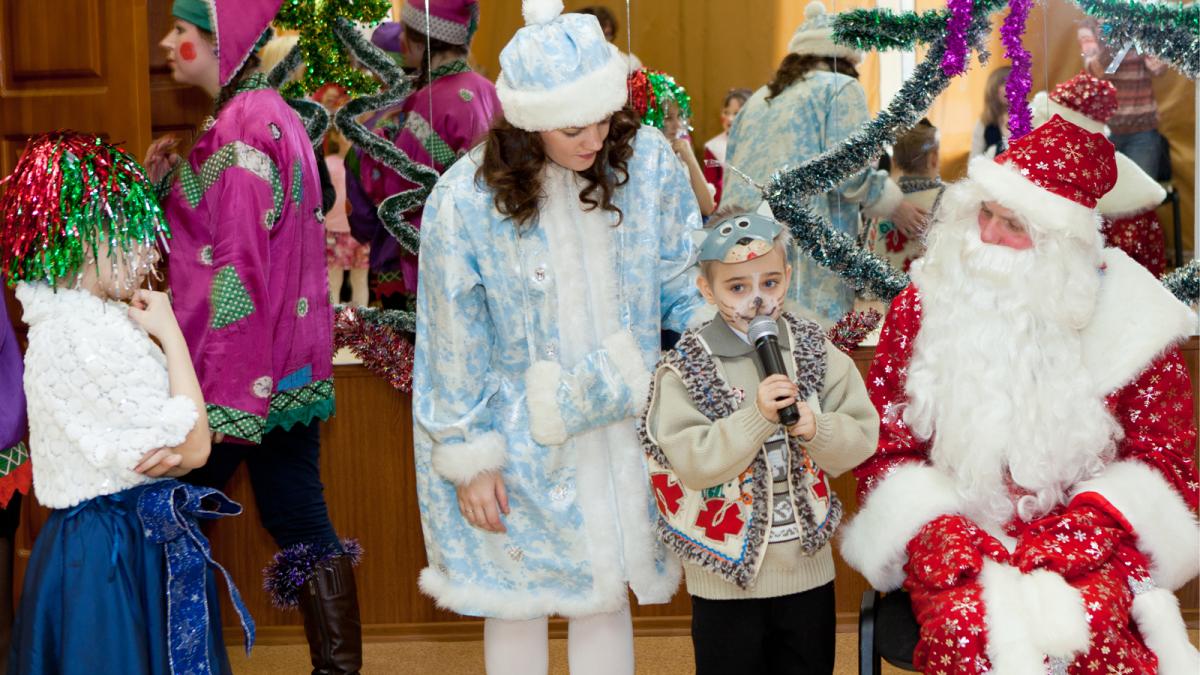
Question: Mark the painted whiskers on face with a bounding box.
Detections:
[716,271,787,326]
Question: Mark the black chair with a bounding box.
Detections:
[1162,184,1183,269]
[858,590,921,675]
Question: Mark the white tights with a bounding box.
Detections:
[483,605,634,675]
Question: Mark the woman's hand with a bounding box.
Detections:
[787,402,816,441]
[128,289,183,343]
[143,135,180,184]
[891,200,929,239]
[755,374,798,424]
[456,470,510,533]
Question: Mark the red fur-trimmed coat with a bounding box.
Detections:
[840,248,1199,674]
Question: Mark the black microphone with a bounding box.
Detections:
[747,315,800,426]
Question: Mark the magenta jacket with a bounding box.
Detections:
[164,75,334,443]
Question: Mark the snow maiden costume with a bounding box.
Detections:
[159,2,359,672]
[413,0,709,622]
[0,132,253,675]
[840,118,1199,674]
[1031,72,1168,276]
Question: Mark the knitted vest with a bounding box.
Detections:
[638,313,844,590]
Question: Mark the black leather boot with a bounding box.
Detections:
[297,554,363,675]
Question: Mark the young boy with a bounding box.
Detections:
[639,213,879,675]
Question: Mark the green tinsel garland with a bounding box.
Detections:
[833,0,1005,51]
[1162,260,1200,305]
[1077,0,1199,79]
[275,0,392,98]
[334,304,416,334]
[333,16,438,271]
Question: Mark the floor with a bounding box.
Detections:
[230,630,1200,674]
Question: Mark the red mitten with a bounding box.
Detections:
[905,514,1008,591]
[1012,504,1128,579]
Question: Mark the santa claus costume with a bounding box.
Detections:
[840,116,1199,674]
[1032,72,1168,276]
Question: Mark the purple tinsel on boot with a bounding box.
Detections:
[263,538,363,609]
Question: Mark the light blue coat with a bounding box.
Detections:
[413,127,709,619]
[723,71,901,323]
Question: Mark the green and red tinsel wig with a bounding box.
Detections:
[0,131,170,286]
[627,68,693,130]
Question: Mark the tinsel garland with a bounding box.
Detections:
[826,308,882,354]
[628,69,693,130]
[332,16,438,267]
[266,43,333,145]
[833,0,1005,51]
[942,0,975,76]
[334,306,416,391]
[0,132,170,286]
[1076,0,1199,79]
[275,0,392,98]
[1162,260,1200,305]
[1001,0,1035,139]
[764,1,1003,301]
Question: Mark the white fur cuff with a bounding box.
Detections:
[839,463,963,590]
[602,330,652,415]
[1130,587,1200,675]
[862,177,904,220]
[979,560,1090,673]
[526,361,568,446]
[431,431,507,486]
[1072,460,1200,590]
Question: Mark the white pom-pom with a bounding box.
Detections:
[805,1,827,20]
[523,0,564,25]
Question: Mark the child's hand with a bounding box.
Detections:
[128,289,182,342]
[787,402,817,441]
[456,471,510,533]
[143,135,180,183]
[134,447,186,477]
[755,374,798,424]
[671,138,699,166]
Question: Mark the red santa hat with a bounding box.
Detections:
[968,115,1117,240]
[1031,72,1118,134]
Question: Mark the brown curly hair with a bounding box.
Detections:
[766,53,859,101]
[476,108,641,228]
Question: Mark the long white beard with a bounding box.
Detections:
[902,181,1121,525]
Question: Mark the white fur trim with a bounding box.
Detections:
[522,0,563,25]
[979,560,1091,673]
[526,361,568,446]
[419,564,629,620]
[686,304,718,329]
[862,177,904,220]
[1034,93,1108,135]
[787,28,863,63]
[602,330,651,415]
[839,463,963,590]
[968,156,1103,241]
[1072,460,1200,590]
[430,431,507,486]
[1096,151,1166,218]
[1081,248,1197,395]
[496,45,628,132]
[1130,587,1200,675]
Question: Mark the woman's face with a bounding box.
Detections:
[159,20,219,94]
[720,98,743,133]
[539,117,611,172]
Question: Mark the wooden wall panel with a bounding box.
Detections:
[5,0,103,85]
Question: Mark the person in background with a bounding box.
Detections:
[318,85,370,307]
[1078,19,1168,179]
[575,5,643,72]
[0,297,29,674]
[703,88,752,210]
[724,1,925,323]
[628,68,716,217]
[865,118,944,275]
[970,66,1012,158]
[351,0,500,307]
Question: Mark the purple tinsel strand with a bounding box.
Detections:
[1001,0,1034,139]
[263,538,364,609]
[941,0,974,77]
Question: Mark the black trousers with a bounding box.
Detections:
[182,420,342,552]
[691,582,836,675]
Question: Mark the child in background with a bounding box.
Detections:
[629,68,716,216]
[0,131,252,674]
[317,84,370,307]
[703,88,753,209]
[866,118,944,274]
[641,213,878,675]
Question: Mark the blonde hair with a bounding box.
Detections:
[257,34,301,80]
[981,66,1012,126]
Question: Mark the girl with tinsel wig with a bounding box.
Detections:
[0,131,253,675]
[145,2,360,671]
[628,68,716,217]
[413,2,709,672]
